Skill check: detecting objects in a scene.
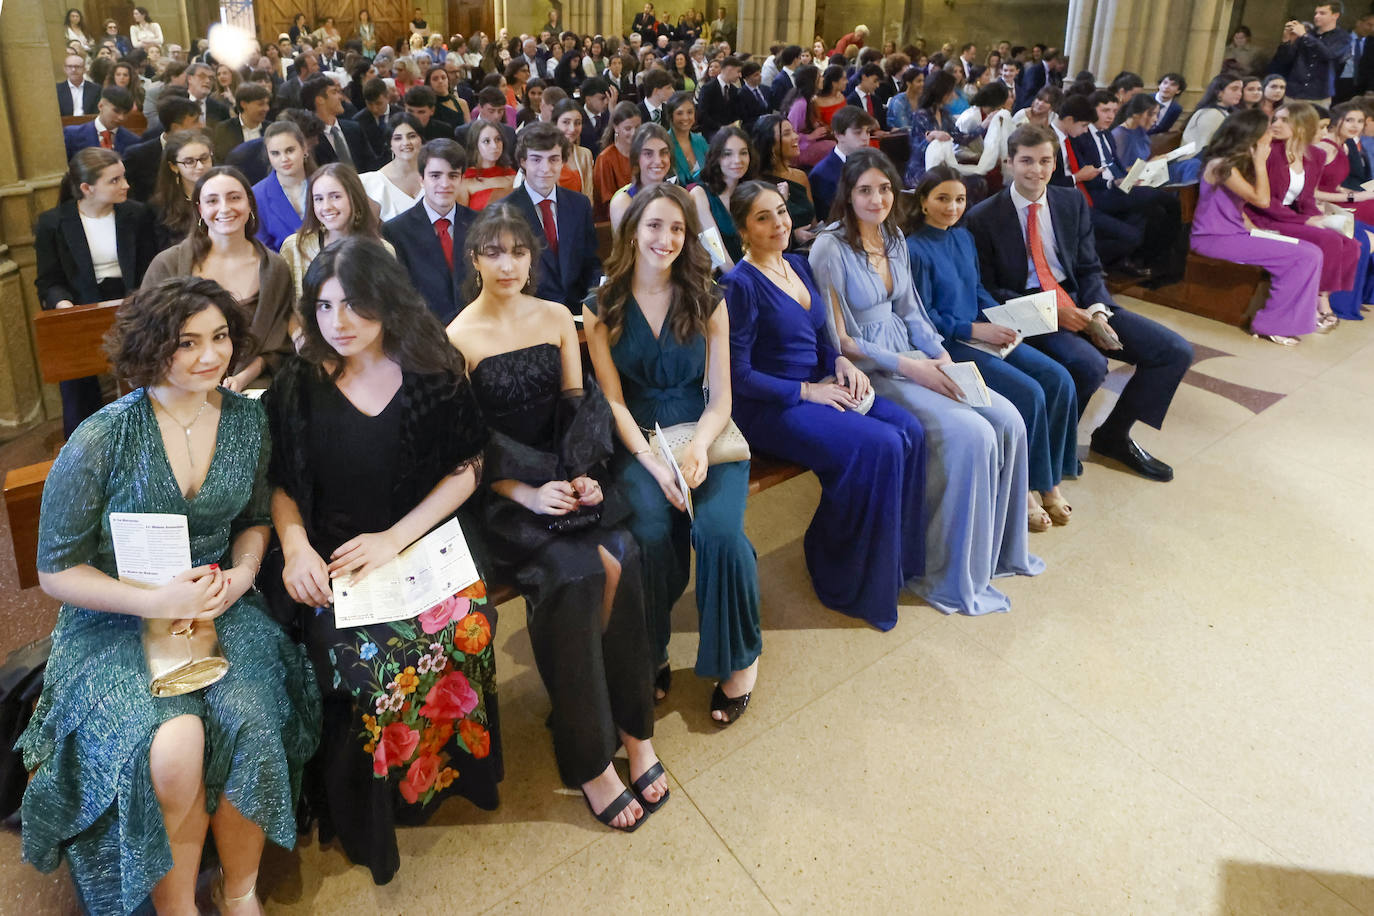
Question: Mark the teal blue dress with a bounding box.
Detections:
[707,191,744,264]
[17,390,320,915]
[670,130,709,184]
[583,292,761,680]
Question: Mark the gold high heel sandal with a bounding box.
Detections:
[1028,493,1052,532]
[1040,491,1072,526]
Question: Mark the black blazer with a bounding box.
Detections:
[204,96,231,126]
[505,186,601,314]
[739,83,773,122]
[582,108,610,152]
[382,199,474,323]
[696,78,741,137]
[123,137,164,203]
[56,81,101,117]
[352,107,391,161]
[844,89,887,130]
[964,186,1115,310]
[212,118,252,161]
[313,117,377,171]
[1357,36,1374,93]
[33,200,157,308]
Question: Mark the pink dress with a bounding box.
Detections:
[787,98,835,168]
[1245,144,1358,293]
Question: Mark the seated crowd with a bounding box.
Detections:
[21,3,1364,912]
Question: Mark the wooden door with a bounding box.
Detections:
[447,0,493,40]
[365,0,408,51]
[256,0,306,47]
[86,0,132,36]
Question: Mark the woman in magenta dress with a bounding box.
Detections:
[1244,101,1355,331]
[1192,108,1320,345]
[1313,101,1374,319]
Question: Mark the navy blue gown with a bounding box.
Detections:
[723,256,926,631]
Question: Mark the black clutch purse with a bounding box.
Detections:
[545,504,603,534]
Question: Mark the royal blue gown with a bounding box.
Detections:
[723,256,926,631]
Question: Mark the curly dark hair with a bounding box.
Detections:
[297,236,464,381]
[460,201,542,303]
[701,125,757,194]
[106,276,252,388]
[594,183,716,345]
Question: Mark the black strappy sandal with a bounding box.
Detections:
[582,786,646,832]
[630,761,670,814]
[653,664,672,705]
[710,684,751,728]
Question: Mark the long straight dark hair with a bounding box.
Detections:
[1201,108,1269,184]
[298,236,464,380]
[827,148,906,251]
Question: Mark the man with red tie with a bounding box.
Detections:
[844,63,888,131]
[383,139,474,323]
[508,123,601,314]
[966,124,1193,482]
[63,87,140,160]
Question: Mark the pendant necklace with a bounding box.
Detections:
[150,391,210,470]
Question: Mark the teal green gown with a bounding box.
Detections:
[583,292,761,680]
[17,390,320,915]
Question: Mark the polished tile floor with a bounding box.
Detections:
[2,298,1372,915]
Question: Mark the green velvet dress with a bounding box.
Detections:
[582,292,761,681]
[17,390,321,916]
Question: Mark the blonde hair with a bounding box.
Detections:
[1278,100,1319,162]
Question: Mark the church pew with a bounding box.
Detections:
[31,301,121,383]
[1125,252,1268,327]
[61,115,96,128]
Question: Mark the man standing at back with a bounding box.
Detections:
[384,139,474,323]
[1270,2,1350,106]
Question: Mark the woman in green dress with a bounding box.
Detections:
[750,114,821,250]
[664,91,709,185]
[699,126,758,266]
[18,276,320,916]
[583,184,761,726]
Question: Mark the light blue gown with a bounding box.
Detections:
[809,227,1043,615]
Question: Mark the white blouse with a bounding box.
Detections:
[129,22,163,48]
[1283,166,1305,206]
[80,211,121,282]
[361,170,423,221]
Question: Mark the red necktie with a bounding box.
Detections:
[100,129,113,149]
[434,217,453,270]
[1026,202,1076,314]
[864,94,874,116]
[537,199,558,254]
[1063,141,1092,206]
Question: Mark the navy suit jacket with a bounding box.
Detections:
[1150,99,1183,134]
[1018,62,1048,104]
[383,199,474,324]
[314,117,377,171]
[227,138,271,185]
[739,83,773,122]
[843,89,887,130]
[1070,129,1125,197]
[63,121,140,160]
[808,151,845,221]
[33,200,156,307]
[56,81,100,117]
[770,71,795,110]
[964,185,1115,310]
[505,185,601,314]
[581,108,610,152]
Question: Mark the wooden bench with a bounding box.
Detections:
[61,114,96,128]
[1126,252,1268,327]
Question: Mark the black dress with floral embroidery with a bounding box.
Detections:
[262,357,500,886]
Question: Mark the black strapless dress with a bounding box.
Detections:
[469,344,654,786]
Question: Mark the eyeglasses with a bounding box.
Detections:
[176,154,213,168]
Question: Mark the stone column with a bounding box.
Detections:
[0,0,69,435]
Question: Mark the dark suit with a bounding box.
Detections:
[965,186,1193,433]
[506,185,601,314]
[770,70,796,111]
[123,137,165,202]
[582,108,610,152]
[638,101,666,127]
[33,199,157,435]
[276,76,305,110]
[808,151,844,221]
[1018,61,1048,107]
[211,118,267,162]
[314,117,376,171]
[740,83,773,122]
[696,78,742,137]
[63,121,140,160]
[382,200,474,323]
[844,89,887,130]
[353,107,392,162]
[226,137,270,185]
[202,95,231,126]
[1049,139,1142,267]
[1150,99,1183,134]
[56,80,101,117]
[1350,33,1374,96]
[1071,127,1183,278]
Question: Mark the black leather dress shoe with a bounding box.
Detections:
[1115,260,1154,280]
[1089,434,1174,481]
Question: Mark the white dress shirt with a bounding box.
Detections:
[1010,182,1111,316]
[68,80,89,116]
[240,118,263,143]
[423,199,458,235]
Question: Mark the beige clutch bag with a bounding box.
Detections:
[649,418,751,466]
[141,618,231,698]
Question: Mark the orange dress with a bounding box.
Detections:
[464,166,517,210]
[592,145,632,222]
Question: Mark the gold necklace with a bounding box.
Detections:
[749,256,791,284]
[150,391,211,470]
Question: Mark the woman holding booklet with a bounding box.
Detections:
[907,165,1080,532]
[19,277,319,916]
[262,237,501,884]
[809,150,1042,617]
[1190,109,1323,345]
[583,184,763,727]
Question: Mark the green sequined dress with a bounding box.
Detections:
[16,390,321,916]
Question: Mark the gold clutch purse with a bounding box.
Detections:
[644,345,751,466]
[141,618,231,698]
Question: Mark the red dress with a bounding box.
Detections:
[1315,137,1374,224]
[816,99,845,126]
[463,166,517,210]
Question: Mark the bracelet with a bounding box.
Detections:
[234,552,262,583]
[800,382,809,399]
[1350,192,1356,202]
[633,447,651,456]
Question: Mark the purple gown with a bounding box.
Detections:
[1191,177,1321,337]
